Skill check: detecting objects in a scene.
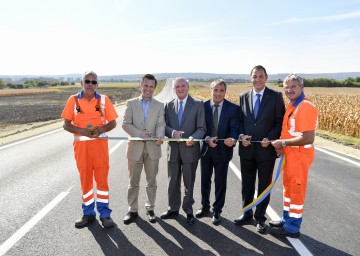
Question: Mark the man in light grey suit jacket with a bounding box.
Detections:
[122,74,166,224]
[160,77,206,224]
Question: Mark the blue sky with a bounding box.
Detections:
[1,0,359,75]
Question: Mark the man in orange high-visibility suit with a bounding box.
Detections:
[61,71,118,228]
[270,74,318,238]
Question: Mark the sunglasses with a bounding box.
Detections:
[84,80,98,85]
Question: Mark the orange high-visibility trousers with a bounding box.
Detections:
[74,139,111,218]
[282,146,314,233]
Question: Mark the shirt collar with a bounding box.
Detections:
[252,88,265,97]
[77,91,101,99]
[211,100,224,108]
[177,94,188,105]
[291,92,305,106]
[141,95,152,103]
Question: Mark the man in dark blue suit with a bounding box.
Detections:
[235,65,285,233]
[195,79,240,224]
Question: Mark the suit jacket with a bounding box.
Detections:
[201,99,240,163]
[122,96,165,161]
[165,95,206,163]
[238,87,285,161]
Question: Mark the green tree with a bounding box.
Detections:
[0,79,5,89]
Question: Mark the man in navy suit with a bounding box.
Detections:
[195,79,240,224]
[235,65,285,233]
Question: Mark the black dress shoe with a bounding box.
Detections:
[270,227,300,238]
[212,212,221,224]
[146,210,156,223]
[123,211,138,224]
[75,215,96,228]
[195,207,210,218]
[160,210,179,219]
[234,214,253,225]
[100,217,114,228]
[269,220,284,228]
[186,213,195,224]
[256,221,266,233]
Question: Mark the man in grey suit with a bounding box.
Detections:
[122,74,165,224]
[160,77,206,224]
[234,65,285,233]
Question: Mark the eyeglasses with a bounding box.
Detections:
[84,80,98,85]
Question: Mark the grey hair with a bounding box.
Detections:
[283,74,303,86]
[173,77,189,87]
[82,71,98,81]
[210,79,227,91]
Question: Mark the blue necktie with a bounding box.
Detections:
[178,100,183,126]
[254,94,261,118]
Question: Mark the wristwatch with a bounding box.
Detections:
[281,140,287,147]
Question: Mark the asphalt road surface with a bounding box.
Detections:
[1,79,359,256]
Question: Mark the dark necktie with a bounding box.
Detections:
[178,100,183,126]
[212,104,219,137]
[254,94,261,118]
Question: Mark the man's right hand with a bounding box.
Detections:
[239,134,252,147]
[207,136,218,148]
[140,131,152,138]
[173,130,185,138]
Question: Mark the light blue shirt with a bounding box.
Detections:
[141,97,152,122]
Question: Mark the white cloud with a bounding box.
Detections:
[277,11,360,24]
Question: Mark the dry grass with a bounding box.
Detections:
[190,82,360,139]
[0,82,139,97]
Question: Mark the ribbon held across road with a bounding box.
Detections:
[239,155,285,215]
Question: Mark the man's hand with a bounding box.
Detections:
[239,134,252,147]
[207,136,218,148]
[186,136,194,147]
[173,130,185,138]
[271,140,282,150]
[224,137,236,147]
[84,126,102,138]
[155,137,163,145]
[260,137,271,148]
[140,131,152,138]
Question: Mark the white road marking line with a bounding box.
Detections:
[0,187,73,256]
[315,146,360,167]
[109,140,125,155]
[0,128,63,150]
[0,141,123,255]
[229,161,313,256]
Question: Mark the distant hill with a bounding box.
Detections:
[1,72,360,82]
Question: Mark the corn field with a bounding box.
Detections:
[191,83,360,138]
